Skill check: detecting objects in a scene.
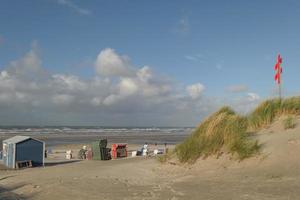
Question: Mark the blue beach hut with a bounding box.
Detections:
[2,136,45,169]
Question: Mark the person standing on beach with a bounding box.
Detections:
[143,142,148,150]
[164,143,168,154]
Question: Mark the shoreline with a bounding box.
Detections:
[0,133,189,150]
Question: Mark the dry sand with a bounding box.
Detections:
[1,118,300,200]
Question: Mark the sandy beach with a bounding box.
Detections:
[1,1,300,199]
[2,118,300,200]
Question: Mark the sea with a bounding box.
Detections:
[0,127,193,148]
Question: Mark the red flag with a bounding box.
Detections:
[277,54,282,63]
[274,73,279,81]
[275,73,281,84]
[274,54,282,85]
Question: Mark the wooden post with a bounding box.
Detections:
[279,76,282,100]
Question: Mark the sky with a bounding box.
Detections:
[0,0,300,126]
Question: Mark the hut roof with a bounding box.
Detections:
[3,136,43,144]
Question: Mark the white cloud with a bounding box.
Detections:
[102,94,120,106]
[0,71,9,79]
[0,44,264,126]
[0,71,14,91]
[57,0,91,15]
[52,94,75,105]
[95,48,134,77]
[52,74,87,91]
[119,78,138,96]
[184,54,205,62]
[186,83,205,99]
[136,66,152,82]
[247,93,260,101]
[226,84,248,93]
[224,92,261,114]
[91,97,102,106]
[8,41,44,78]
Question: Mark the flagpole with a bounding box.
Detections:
[279,80,282,100]
[279,59,282,104]
[275,54,283,102]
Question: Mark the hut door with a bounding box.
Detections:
[3,143,7,166]
[7,143,14,168]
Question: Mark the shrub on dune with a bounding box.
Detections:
[248,97,300,130]
[176,107,259,163]
[174,96,300,164]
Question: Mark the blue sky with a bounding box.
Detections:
[0,0,299,126]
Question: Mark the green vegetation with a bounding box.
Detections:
[175,96,300,163]
[248,97,300,130]
[283,115,296,130]
[157,150,174,163]
[176,107,260,163]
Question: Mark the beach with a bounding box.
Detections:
[0,128,188,199]
[2,119,300,200]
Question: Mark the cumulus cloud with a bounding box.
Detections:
[186,83,205,99]
[0,45,205,125]
[247,93,260,101]
[52,74,87,91]
[95,48,135,77]
[226,84,248,93]
[100,64,173,106]
[52,94,75,105]
[119,78,138,96]
[0,44,261,126]
[224,92,261,114]
[7,41,44,79]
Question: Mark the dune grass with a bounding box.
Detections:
[176,107,260,163]
[247,97,300,130]
[283,115,297,130]
[174,96,300,163]
[157,150,174,163]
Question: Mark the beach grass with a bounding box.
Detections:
[283,115,297,130]
[175,107,260,163]
[248,97,300,130]
[157,150,174,163]
[175,96,300,163]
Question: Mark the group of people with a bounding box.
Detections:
[138,142,168,156]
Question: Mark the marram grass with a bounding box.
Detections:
[174,96,300,163]
[248,97,300,130]
[176,107,260,163]
[283,115,296,130]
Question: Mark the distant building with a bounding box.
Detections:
[2,136,45,169]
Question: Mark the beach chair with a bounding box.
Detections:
[153,149,163,155]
